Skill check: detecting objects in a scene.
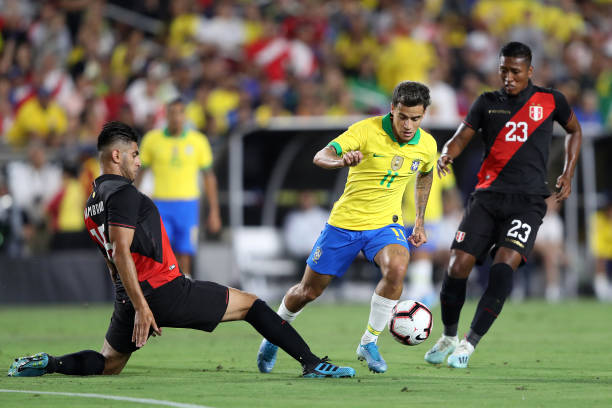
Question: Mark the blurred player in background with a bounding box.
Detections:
[8,121,355,379]
[402,155,461,307]
[257,81,437,374]
[591,193,612,302]
[138,98,221,279]
[425,42,582,368]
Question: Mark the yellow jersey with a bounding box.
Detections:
[327,114,437,230]
[591,211,612,259]
[8,98,67,147]
[140,128,213,200]
[402,155,456,224]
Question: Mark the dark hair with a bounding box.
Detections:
[97,121,139,152]
[500,42,532,66]
[391,81,431,109]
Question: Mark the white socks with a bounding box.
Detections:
[407,259,434,300]
[360,293,398,345]
[277,297,302,323]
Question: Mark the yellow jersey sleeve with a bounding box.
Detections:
[328,122,365,155]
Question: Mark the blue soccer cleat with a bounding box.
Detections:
[8,353,49,377]
[257,339,278,373]
[302,357,355,378]
[356,342,387,373]
[424,335,458,364]
[447,339,474,369]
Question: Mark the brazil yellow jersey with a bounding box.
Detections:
[327,114,437,230]
[402,155,456,224]
[140,128,213,200]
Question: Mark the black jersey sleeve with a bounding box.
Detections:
[463,94,486,131]
[552,89,573,126]
[106,185,141,229]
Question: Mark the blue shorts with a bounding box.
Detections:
[154,199,199,255]
[306,223,411,278]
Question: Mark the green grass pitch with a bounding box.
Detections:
[1,300,611,407]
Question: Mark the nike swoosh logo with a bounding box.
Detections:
[373,153,385,157]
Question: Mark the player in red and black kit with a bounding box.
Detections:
[8,121,355,379]
[424,42,582,368]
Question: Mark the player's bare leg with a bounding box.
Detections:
[101,340,131,374]
[176,253,192,279]
[425,249,475,365]
[225,287,353,377]
[357,244,410,373]
[257,267,333,373]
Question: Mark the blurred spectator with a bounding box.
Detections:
[6,141,61,255]
[7,87,67,147]
[573,89,605,137]
[532,197,567,302]
[590,194,612,302]
[423,64,460,128]
[125,61,167,132]
[283,190,328,264]
[46,161,90,251]
[29,2,72,66]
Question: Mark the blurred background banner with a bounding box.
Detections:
[0,0,611,303]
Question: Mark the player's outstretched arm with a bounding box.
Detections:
[409,170,433,247]
[438,124,476,178]
[555,114,582,202]
[109,225,161,348]
[313,145,363,169]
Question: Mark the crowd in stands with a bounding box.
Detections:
[0,0,611,298]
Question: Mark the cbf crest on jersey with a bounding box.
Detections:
[391,155,404,171]
[529,105,543,121]
[410,159,420,172]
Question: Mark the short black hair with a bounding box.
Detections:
[500,42,532,66]
[97,121,139,152]
[391,81,431,109]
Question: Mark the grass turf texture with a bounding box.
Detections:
[1,301,611,407]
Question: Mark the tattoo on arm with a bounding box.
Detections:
[414,171,433,225]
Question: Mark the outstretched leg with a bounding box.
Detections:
[225,287,354,378]
[256,266,333,373]
[8,340,130,377]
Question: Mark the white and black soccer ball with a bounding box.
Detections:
[389,300,433,346]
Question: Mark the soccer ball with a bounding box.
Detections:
[388,300,433,346]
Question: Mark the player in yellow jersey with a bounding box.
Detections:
[257,81,437,374]
[138,99,221,279]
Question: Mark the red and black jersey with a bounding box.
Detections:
[464,81,573,195]
[84,174,181,298]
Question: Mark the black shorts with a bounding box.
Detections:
[106,276,229,353]
[451,191,547,265]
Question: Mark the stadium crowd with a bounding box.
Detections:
[0,0,611,299]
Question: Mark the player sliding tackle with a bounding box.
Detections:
[8,122,355,379]
[258,81,437,374]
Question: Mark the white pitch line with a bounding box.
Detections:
[0,389,214,408]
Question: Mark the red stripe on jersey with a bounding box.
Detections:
[476,92,555,190]
[132,216,181,288]
[109,222,136,229]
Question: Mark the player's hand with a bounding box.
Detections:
[408,225,427,248]
[342,150,363,167]
[133,306,161,348]
[555,173,572,203]
[437,154,453,178]
[207,211,222,234]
